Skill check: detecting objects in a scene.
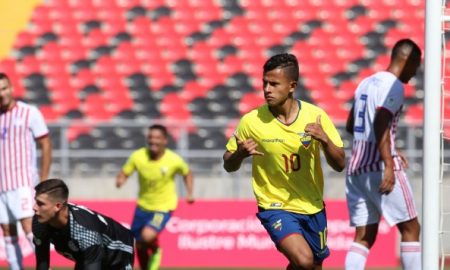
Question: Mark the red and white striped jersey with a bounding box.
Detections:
[347,71,405,175]
[0,101,49,191]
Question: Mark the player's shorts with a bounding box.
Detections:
[346,170,417,227]
[130,207,172,240]
[256,208,330,263]
[0,186,34,224]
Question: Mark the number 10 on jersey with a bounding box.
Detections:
[282,153,301,173]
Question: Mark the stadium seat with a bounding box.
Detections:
[1,0,426,156]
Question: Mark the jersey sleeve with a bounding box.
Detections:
[225,115,251,152]
[32,216,51,270]
[320,110,344,148]
[122,151,137,176]
[376,80,404,115]
[176,155,190,176]
[28,106,49,139]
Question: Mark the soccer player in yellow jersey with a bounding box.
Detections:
[116,124,194,270]
[223,53,345,270]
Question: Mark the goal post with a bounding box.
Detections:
[423,1,443,269]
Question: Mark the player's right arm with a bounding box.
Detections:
[115,171,129,188]
[374,108,395,194]
[34,239,50,270]
[116,152,137,188]
[223,135,263,172]
[33,218,51,270]
[346,105,355,134]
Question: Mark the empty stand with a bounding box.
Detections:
[1,0,425,155]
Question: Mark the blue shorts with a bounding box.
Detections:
[130,207,172,241]
[256,208,330,262]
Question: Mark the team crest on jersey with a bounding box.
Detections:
[272,219,282,231]
[34,238,42,246]
[160,167,168,176]
[298,132,312,148]
[386,96,395,106]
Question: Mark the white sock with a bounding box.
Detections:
[400,241,421,270]
[345,242,369,270]
[4,236,23,270]
[26,232,35,251]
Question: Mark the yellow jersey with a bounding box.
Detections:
[122,148,189,212]
[226,100,343,214]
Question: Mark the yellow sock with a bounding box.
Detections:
[148,248,162,270]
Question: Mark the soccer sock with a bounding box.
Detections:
[345,242,369,270]
[400,241,421,270]
[26,232,35,251]
[4,236,23,270]
[148,248,162,270]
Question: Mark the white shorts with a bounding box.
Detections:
[346,170,417,227]
[0,186,34,224]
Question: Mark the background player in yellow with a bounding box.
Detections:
[223,53,345,270]
[116,124,194,270]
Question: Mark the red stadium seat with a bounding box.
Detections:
[239,92,265,115]
[4,0,429,145]
[39,105,62,122]
[13,32,37,48]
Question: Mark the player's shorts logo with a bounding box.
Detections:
[272,219,282,231]
[298,132,312,148]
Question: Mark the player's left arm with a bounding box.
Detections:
[31,106,52,181]
[178,157,194,203]
[36,135,52,181]
[182,170,194,203]
[305,115,345,172]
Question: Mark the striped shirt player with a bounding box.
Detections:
[0,101,49,191]
[345,39,422,270]
[346,71,418,225]
[0,72,52,270]
[347,71,405,176]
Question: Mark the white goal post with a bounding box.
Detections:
[423,1,443,269]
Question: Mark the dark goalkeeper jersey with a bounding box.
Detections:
[33,203,134,270]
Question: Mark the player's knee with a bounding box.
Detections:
[140,229,158,244]
[290,253,315,270]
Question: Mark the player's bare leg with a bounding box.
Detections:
[353,223,378,248]
[138,226,160,270]
[278,233,319,270]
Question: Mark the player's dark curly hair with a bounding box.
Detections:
[0,73,11,82]
[35,178,69,202]
[391,39,421,61]
[149,124,168,138]
[263,53,299,82]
